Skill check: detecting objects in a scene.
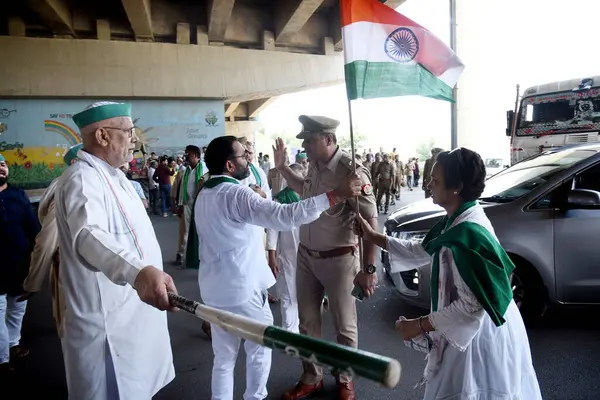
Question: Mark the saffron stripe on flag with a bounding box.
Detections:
[345,60,455,102]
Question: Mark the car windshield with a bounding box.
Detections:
[480,148,598,202]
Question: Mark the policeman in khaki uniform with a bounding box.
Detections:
[392,154,404,201]
[423,147,443,198]
[375,153,395,214]
[274,115,378,400]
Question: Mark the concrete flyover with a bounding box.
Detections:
[0,0,406,136]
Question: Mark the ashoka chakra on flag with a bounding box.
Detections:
[385,28,419,64]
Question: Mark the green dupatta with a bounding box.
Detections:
[273,186,300,205]
[421,201,515,327]
[184,176,239,270]
[181,163,204,204]
[250,163,262,187]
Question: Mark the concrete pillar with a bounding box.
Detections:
[196,25,208,46]
[96,20,111,40]
[177,23,190,45]
[8,17,26,37]
[323,36,334,55]
[263,31,275,51]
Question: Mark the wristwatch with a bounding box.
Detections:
[365,264,377,274]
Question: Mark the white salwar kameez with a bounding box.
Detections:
[266,225,300,333]
[55,150,174,399]
[388,204,542,400]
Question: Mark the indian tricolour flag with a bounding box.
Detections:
[341,0,464,102]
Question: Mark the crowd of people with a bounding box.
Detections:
[0,102,543,400]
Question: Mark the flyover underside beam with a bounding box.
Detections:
[25,0,74,36]
[121,0,154,41]
[0,37,345,102]
[276,0,326,44]
[208,0,236,42]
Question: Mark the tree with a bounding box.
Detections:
[416,137,437,161]
[337,131,367,153]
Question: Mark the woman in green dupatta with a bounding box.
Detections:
[354,148,542,400]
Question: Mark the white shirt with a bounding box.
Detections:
[148,167,158,189]
[55,150,174,399]
[240,163,271,200]
[262,161,272,177]
[129,179,146,200]
[195,175,330,308]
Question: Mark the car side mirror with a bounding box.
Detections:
[567,189,600,208]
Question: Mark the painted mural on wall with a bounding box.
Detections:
[0,99,224,193]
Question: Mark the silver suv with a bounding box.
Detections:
[382,144,600,320]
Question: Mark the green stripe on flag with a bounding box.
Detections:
[345,60,455,103]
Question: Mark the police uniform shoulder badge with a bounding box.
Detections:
[361,184,373,196]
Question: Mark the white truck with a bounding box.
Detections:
[506,76,600,165]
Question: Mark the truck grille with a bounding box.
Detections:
[565,133,600,144]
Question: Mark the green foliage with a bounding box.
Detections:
[8,162,65,190]
[416,137,437,161]
[337,130,367,152]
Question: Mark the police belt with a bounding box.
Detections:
[300,243,357,259]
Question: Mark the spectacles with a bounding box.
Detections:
[102,126,135,138]
[229,150,250,160]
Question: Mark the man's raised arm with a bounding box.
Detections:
[272,138,304,194]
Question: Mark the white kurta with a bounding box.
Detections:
[23,177,65,336]
[240,163,272,200]
[195,175,331,400]
[55,150,174,400]
[387,204,542,400]
[266,224,300,332]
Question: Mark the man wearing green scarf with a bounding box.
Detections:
[238,136,271,200]
[175,145,207,266]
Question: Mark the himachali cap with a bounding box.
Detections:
[0,154,4,162]
[296,152,307,159]
[63,143,83,165]
[296,115,340,139]
[72,101,132,130]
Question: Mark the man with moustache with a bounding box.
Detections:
[54,101,178,399]
[238,137,271,200]
[275,115,378,400]
[194,136,361,400]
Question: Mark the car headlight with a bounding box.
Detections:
[393,230,429,242]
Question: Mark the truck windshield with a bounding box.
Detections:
[480,148,597,202]
[518,90,600,135]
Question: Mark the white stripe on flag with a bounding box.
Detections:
[342,21,418,65]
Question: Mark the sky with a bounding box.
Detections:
[257,0,600,161]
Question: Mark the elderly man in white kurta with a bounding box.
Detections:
[238,137,271,199]
[55,102,178,400]
[194,136,361,400]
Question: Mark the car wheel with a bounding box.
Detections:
[510,263,546,325]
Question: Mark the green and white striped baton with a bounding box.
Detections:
[168,292,401,388]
